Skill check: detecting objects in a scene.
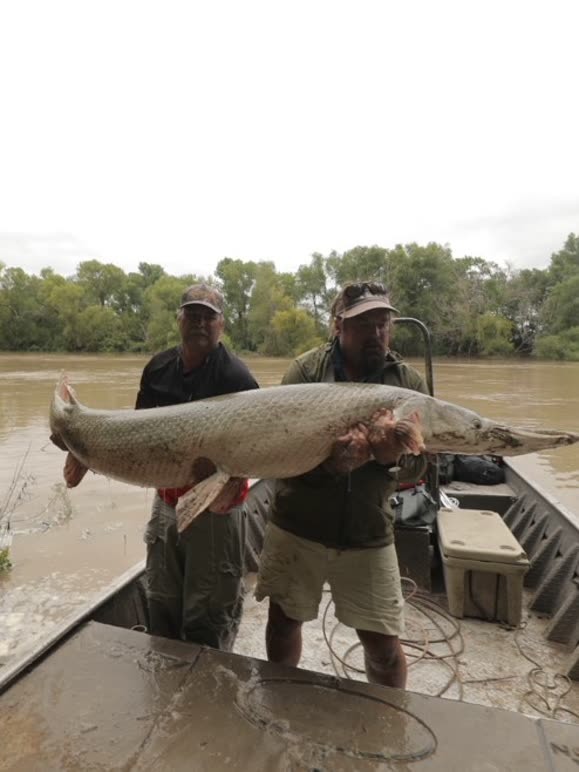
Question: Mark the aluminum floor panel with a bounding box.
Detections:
[1,622,576,772]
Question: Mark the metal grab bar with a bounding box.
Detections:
[393,316,439,507]
[393,317,434,397]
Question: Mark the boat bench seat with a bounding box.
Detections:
[437,508,530,627]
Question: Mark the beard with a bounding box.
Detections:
[361,342,386,373]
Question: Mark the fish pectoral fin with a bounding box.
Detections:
[394,411,425,455]
[64,452,89,488]
[176,470,231,533]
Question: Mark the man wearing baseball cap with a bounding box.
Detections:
[255,281,428,689]
[136,283,259,651]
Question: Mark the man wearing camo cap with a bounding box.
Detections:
[255,281,428,688]
[136,283,259,650]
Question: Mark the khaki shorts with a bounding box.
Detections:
[255,523,405,636]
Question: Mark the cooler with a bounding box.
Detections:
[437,508,530,627]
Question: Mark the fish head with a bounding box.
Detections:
[415,398,579,456]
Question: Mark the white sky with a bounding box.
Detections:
[0,0,578,279]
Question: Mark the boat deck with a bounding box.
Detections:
[1,620,578,772]
[236,575,579,723]
[2,467,578,770]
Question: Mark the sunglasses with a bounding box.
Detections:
[181,307,220,323]
[343,282,388,301]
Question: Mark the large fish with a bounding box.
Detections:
[50,374,579,532]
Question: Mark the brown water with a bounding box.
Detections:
[1,353,578,667]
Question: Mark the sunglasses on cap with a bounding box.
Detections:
[343,281,388,300]
[332,281,398,318]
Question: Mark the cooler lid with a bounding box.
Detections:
[437,508,528,564]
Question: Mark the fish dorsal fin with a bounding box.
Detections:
[176,470,231,533]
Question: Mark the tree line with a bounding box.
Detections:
[1,232,578,359]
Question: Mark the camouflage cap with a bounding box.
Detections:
[180,284,225,314]
[332,281,398,319]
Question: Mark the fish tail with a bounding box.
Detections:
[56,372,78,406]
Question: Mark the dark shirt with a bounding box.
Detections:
[135,342,259,409]
[271,339,428,549]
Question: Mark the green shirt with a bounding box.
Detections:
[270,340,428,549]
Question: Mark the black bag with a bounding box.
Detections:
[453,455,505,485]
[437,454,455,484]
[390,485,438,527]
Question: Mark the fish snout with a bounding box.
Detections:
[487,425,579,456]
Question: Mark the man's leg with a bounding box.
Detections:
[181,506,246,651]
[356,629,407,688]
[266,601,303,667]
[255,523,327,667]
[329,542,407,688]
[144,496,184,640]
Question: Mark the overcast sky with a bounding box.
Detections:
[0,0,578,279]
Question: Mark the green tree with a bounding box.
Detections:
[0,267,48,349]
[138,262,166,288]
[263,308,323,356]
[46,282,89,350]
[296,252,330,329]
[443,256,510,355]
[75,260,128,309]
[142,276,192,351]
[215,258,258,350]
[75,305,126,351]
[503,268,549,354]
[247,262,293,352]
[535,326,579,361]
[547,232,579,285]
[388,243,458,353]
[540,275,579,335]
[476,313,515,356]
[326,245,393,288]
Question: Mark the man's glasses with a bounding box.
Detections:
[343,282,388,301]
[181,307,220,324]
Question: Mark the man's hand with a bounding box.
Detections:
[323,423,373,475]
[367,409,425,465]
[191,457,248,514]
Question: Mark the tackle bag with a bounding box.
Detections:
[452,455,505,485]
[390,484,438,527]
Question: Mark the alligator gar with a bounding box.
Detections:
[49,374,579,532]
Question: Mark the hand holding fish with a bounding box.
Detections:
[367,409,426,465]
[324,410,427,473]
[324,424,372,474]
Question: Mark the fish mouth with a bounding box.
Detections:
[486,426,579,456]
[424,426,579,456]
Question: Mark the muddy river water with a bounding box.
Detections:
[1,353,578,667]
